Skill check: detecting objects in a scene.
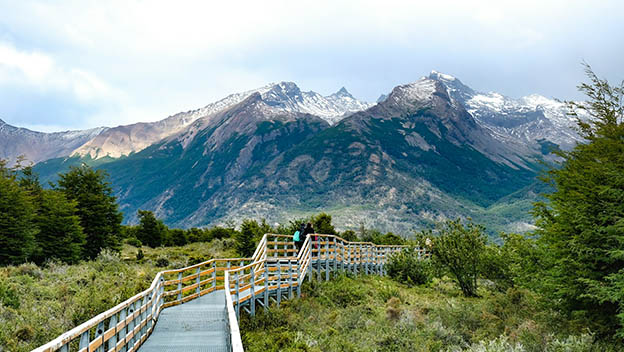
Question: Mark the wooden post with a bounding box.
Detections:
[108,312,117,350]
[264,261,269,311]
[177,272,182,302]
[325,238,330,281]
[276,261,281,307]
[340,240,345,272]
[212,261,217,291]
[127,304,135,349]
[235,271,240,318]
[79,330,89,352]
[376,247,380,275]
[250,266,256,316]
[196,266,201,295]
[139,296,146,342]
[118,306,127,351]
[59,343,69,352]
[288,261,294,299]
[95,321,104,352]
[359,244,363,274]
[316,237,321,280]
[333,237,338,273]
[159,277,164,309]
[348,244,353,274]
[296,261,302,298]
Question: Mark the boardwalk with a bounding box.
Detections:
[33,234,416,352]
[138,290,228,352]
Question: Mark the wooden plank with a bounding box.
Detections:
[162,301,180,308]
[88,336,103,351]
[103,327,116,342]
[181,292,199,303]
[125,329,134,343]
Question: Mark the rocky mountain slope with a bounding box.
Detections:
[1,83,370,163]
[30,72,570,234]
[426,71,584,153]
[0,119,106,165]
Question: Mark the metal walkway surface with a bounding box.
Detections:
[138,290,228,352]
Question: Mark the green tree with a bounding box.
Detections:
[312,213,337,235]
[0,160,37,265]
[136,210,168,248]
[237,219,261,257]
[167,228,188,246]
[429,219,487,297]
[533,65,624,337]
[340,230,357,242]
[33,190,85,264]
[56,165,123,259]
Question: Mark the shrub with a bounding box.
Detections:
[0,281,20,309]
[188,256,207,266]
[155,257,169,267]
[429,219,487,297]
[96,248,120,264]
[126,237,142,248]
[387,247,433,286]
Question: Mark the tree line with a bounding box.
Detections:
[0,159,406,266]
[0,162,122,265]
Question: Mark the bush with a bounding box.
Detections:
[155,257,169,267]
[0,281,20,309]
[341,230,357,242]
[126,237,142,248]
[428,219,487,297]
[387,248,433,286]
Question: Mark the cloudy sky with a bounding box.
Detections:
[0,0,622,132]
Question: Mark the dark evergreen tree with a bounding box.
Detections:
[33,190,85,264]
[0,160,37,265]
[136,210,168,248]
[533,65,624,337]
[236,219,261,257]
[56,165,123,259]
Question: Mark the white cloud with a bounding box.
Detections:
[0,0,622,131]
[0,42,119,102]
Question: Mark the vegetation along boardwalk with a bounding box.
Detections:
[32,234,414,352]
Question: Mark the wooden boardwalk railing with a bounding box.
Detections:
[33,233,417,352]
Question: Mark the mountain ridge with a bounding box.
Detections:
[30,72,556,234]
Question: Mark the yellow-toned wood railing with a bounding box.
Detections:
[33,233,417,352]
[223,233,413,352]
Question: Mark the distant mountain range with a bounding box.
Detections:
[2,72,584,234]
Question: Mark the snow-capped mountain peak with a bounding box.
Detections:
[331,87,354,99]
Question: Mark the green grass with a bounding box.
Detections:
[240,274,618,351]
[0,239,236,352]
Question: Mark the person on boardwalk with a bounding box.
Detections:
[294,223,305,253]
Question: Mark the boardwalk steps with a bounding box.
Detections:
[33,234,418,352]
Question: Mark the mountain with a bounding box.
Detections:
[32,72,563,234]
[426,70,584,153]
[0,119,106,165]
[0,82,369,164]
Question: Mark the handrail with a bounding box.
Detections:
[224,271,244,352]
[34,232,414,352]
